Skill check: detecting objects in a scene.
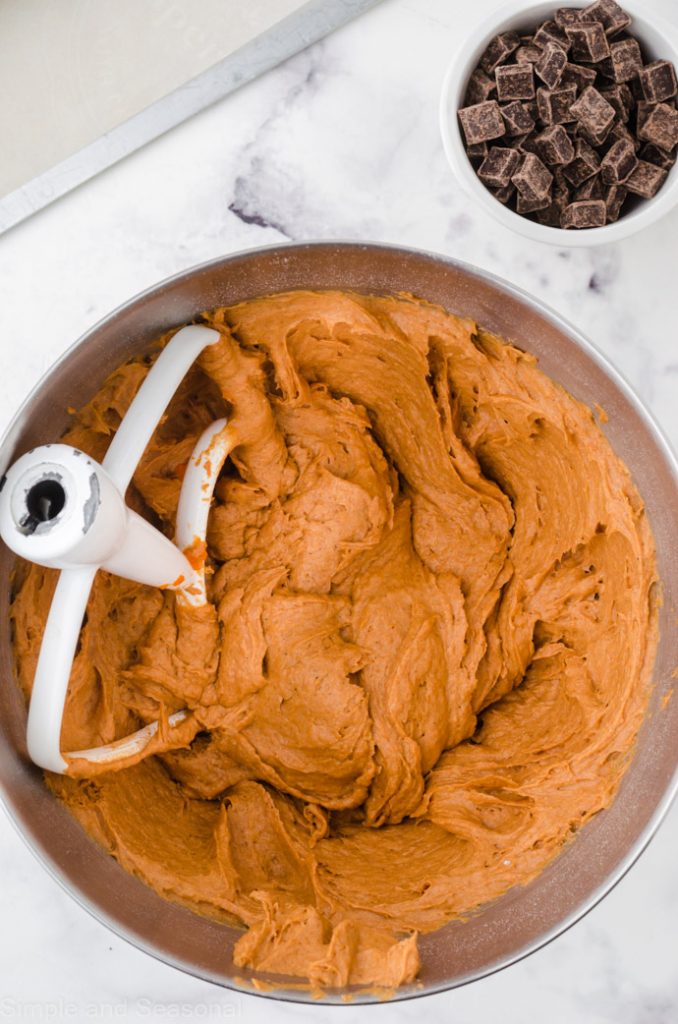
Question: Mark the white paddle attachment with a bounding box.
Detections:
[0,325,235,773]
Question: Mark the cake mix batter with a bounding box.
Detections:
[11,291,658,990]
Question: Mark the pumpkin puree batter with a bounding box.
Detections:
[11,291,658,990]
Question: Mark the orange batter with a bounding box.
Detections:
[11,291,658,990]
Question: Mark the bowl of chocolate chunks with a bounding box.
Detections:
[440,0,678,244]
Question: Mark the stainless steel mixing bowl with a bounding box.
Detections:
[1,242,677,1004]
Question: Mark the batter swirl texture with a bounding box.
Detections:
[11,291,658,990]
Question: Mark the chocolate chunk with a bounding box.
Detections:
[563,137,602,186]
[465,69,496,106]
[517,191,552,214]
[605,183,628,220]
[467,140,489,166]
[575,174,604,200]
[554,166,572,197]
[535,202,564,226]
[512,152,554,200]
[577,118,614,149]
[581,0,631,38]
[587,56,616,81]
[458,100,506,145]
[601,137,638,182]
[557,167,573,203]
[638,60,678,103]
[625,159,668,198]
[639,142,677,170]
[480,32,520,74]
[561,198,607,227]
[606,120,639,151]
[561,62,598,91]
[537,84,578,124]
[536,42,568,89]
[517,132,540,155]
[600,83,633,122]
[629,75,645,101]
[609,38,643,83]
[577,122,613,148]
[638,102,678,152]
[478,146,521,188]
[635,101,656,134]
[525,99,539,121]
[535,124,576,164]
[516,43,543,64]
[534,21,570,53]
[490,183,516,205]
[571,86,616,143]
[496,63,536,101]
[566,22,610,63]
[555,8,583,29]
[501,100,536,136]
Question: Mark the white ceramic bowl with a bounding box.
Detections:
[440,0,678,246]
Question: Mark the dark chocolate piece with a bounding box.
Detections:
[537,84,578,124]
[501,100,536,136]
[478,146,521,188]
[600,83,633,122]
[606,120,639,151]
[575,174,604,200]
[635,101,656,134]
[601,137,638,182]
[465,69,497,106]
[517,132,540,155]
[570,86,616,142]
[512,152,554,200]
[524,99,539,121]
[534,20,570,53]
[629,75,645,101]
[609,38,643,84]
[535,202,563,225]
[581,0,631,38]
[490,183,516,205]
[625,159,669,198]
[565,22,610,63]
[562,137,602,185]
[638,60,678,104]
[480,32,520,74]
[458,100,506,145]
[561,198,607,227]
[536,42,568,89]
[516,43,543,64]
[535,124,576,165]
[605,183,628,220]
[536,169,571,223]
[555,8,583,29]
[517,192,552,213]
[639,142,677,170]
[467,140,489,166]
[576,120,613,148]
[561,62,597,91]
[496,63,536,102]
[588,56,615,81]
[638,102,678,152]
[554,166,572,198]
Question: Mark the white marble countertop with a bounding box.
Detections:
[1,0,677,1020]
